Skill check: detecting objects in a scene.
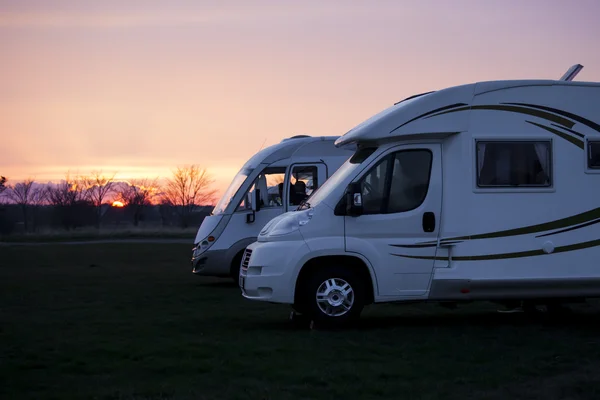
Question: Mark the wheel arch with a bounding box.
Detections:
[226,237,258,277]
[293,253,377,309]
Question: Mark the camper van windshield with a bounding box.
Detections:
[298,146,377,210]
[211,167,253,215]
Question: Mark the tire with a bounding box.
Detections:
[302,265,365,328]
[229,252,243,283]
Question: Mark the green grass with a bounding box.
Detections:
[0,227,197,243]
[2,243,600,399]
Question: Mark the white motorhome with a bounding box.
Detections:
[191,135,356,281]
[239,65,600,327]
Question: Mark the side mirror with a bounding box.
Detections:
[252,189,261,212]
[345,182,363,217]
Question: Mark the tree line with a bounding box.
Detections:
[0,165,217,233]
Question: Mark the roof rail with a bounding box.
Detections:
[394,91,435,105]
[280,134,312,143]
[560,64,584,81]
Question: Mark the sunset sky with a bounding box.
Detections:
[2,0,600,199]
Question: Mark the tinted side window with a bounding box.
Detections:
[476,141,551,187]
[388,150,432,213]
[356,149,433,215]
[359,155,391,215]
[588,140,600,169]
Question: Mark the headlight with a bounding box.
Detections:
[268,210,314,237]
[193,235,216,256]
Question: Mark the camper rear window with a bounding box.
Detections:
[476,140,552,188]
[588,140,600,169]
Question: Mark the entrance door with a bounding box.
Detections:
[344,144,442,298]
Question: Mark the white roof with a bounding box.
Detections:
[335,79,600,147]
[241,135,342,170]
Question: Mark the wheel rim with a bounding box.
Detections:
[315,278,354,317]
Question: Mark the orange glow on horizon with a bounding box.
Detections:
[112,201,124,208]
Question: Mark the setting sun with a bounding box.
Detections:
[112,201,124,208]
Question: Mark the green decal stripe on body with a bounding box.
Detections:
[536,217,600,238]
[525,121,584,149]
[550,123,585,138]
[390,240,463,249]
[402,206,600,246]
[390,238,600,261]
[503,102,600,133]
[389,103,468,133]
[424,104,576,129]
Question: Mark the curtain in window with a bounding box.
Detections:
[477,143,486,175]
[533,143,550,183]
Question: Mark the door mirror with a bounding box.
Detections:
[345,182,363,217]
[252,189,261,212]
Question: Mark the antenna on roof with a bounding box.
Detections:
[257,138,267,152]
[560,64,584,81]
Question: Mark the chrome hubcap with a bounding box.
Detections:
[316,278,354,317]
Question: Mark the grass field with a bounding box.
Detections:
[2,243,600,399]
[0,226,197,243]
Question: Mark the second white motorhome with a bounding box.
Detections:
[191,135,355,281]
[239,65,600,327]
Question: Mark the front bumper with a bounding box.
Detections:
[239,239,309,304]
[191,248,230,277]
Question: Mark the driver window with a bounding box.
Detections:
[387,150,432,213]
[359,156,391,214]
[289,165,319,207]
[357,149,432,215]
[237,167,286,211]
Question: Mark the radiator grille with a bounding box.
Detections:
[241,248,252,271]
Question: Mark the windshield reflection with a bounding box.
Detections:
[211,167,253,215]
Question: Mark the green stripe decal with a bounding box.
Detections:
[391,238,600,261]
[395,206,600,247]
[503,102,600,133]
[390,103,468,133]
[525,121,584,149]
[425,104,576,129]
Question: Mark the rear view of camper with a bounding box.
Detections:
[239,65,600,327]
[191,135,355,281]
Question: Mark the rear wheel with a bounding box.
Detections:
[302,265,365,328]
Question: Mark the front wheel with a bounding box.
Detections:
[303,266,365,328]
[229,252,243,283]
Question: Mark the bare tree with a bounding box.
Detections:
[6,178,35,231]
[0,176,6,195]
[47,172,83,207]
[117,178,159,226]
[82,170,117,228]
[30,184,49,232]
[161,165,217,228]
[46,172,89,230]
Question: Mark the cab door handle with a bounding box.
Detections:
[422,212,435,232]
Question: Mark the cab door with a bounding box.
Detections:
[344,144,442,298]
[219,166,287,250]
